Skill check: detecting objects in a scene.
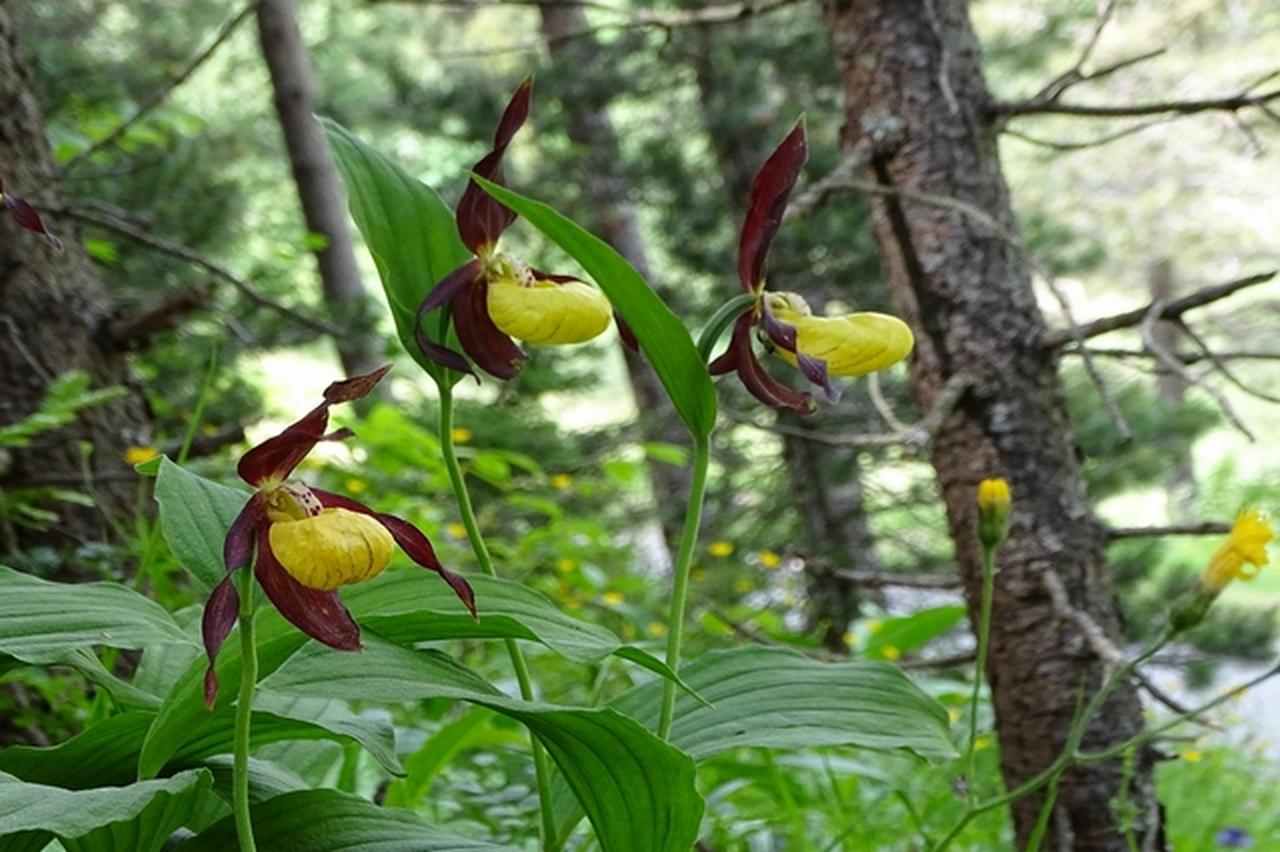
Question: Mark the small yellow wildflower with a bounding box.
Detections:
[758,549,782,569]
[842,631,856,649]
[974,736,991,752]
[602,591,624,606]
[880,644,902,661]
[866,619,883,635]
[1204,509,1273,591]
[451,427,472,444]
[1181,749,1202,763]
[556,558,577,573]
[123,445,159,466]
[976,478,1011,548]
[646,622,667,638]
[445,522,467,539]
[344,478,368,494]
[709,541,734,558]
[733,578,753,594]
[550,473,573,490]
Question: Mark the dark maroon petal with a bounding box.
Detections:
[796,352,841,402]
[737,120,807,292]
[201,576,240,708]
[456,77,534,253]
[708,314,751,375]
[237,367,389,486]
[255,526,361,651]
[731,317,815,413]
[310,488,478,618]
[420,259,483,314]
[528,268,581,285]
[224,493,265,572]
[759,301,798,352]
[416,327,474,376]
[453,276,525,380]
[615,313,639,353]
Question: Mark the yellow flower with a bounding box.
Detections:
[1181,749,1202,763]
[445,522,467,539]
[123,445,159,466]
[865,619,883,635]
[758,549,782,569]
[1204,509,1273,591]
[880,645,902,661]
[555,558,577,573]
[268,508,395,591]
[451,427,472,444]
[708,541,734,558]
[646,622,667,638]
[602,591,624,606]
[733,578,753,594]
[948,708,962,724]
[550,473,573,490]
[974,735,991,752]
[344,478,368,494]
[976,478,1011,547]
[487,267,612,345]
[842,631,856,649]
[767,292,914,377]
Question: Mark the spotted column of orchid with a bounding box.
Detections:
[708,122,915,412]
[413,77,618,379]
[200,365,476,707]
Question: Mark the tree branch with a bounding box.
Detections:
[1043,271,1276,348]
[996,86,1280,119]
[1107,522,1232,540]
[107,285,213,350]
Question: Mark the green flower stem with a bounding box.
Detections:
[930,629,1170,852]
[438,383,558,850]
[658,435,711,741]
[964,544,998,804]
[233,562,259,852]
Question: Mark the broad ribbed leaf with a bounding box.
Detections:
[261,638,703,852]
[174,788,503,851]
[141,565,693,778]
[383,708,492,808]
[0,566,194,664]
[323,119,472,383]
[0,769,210,849]
[552,645,954,840]
[471,176,717,439]
[153,457,250,591]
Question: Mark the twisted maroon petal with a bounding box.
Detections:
[453,276,525,379]
[254,525,362,651]
[415,261,480,375]
[311,489,477,619]
[759,301,798,352]
[456,77,533,253]
[731,316,815,413]
[236,366,389,486]
[708,314,751,376]
[737,120,807,292]
[224,493,266,572]
[796,351,841,403]
[2,177,62,250]
[201,575,241,708]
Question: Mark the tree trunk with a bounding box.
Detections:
[537,3,691,555]
[1150,259,1194,520]
[256,0,381,380]
[0,3,151,560]
[822,1,1162,847]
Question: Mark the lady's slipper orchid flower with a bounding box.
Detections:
[708,122,914,412]
[415,77,613,379]
[201,366,476,706]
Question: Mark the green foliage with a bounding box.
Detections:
[0,372,125,450]
[152,456,250,591]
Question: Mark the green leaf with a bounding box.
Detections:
[173,788,505,851]
[154,457,251,591]
[552,645,955,840]
[0,769,211,849]
[383,708,492,809]
[861,605,966,661]
[323,118,472,383]
[471,176,717,439]
[0,566,194,664]
[262,638,704,852]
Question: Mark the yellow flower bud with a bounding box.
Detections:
[976,478,1011,548]
[268,508,395,591]
[124,445,160,465]
[1203,509,1273,592]
[487,273,612,345]
[768,292,914,376]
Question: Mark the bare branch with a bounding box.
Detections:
[1177,321,1280,405]
[1002,117,1170,152]
[996,85,1280,119]
[1140,300,1253,440]
[1044,272,1276,348]
[59,3,258,174]
[825,567,960,590]
[1065,346,1280,363]
[1107,521,1232,540]
[1029,0,1122,103]
[53,204,344,337]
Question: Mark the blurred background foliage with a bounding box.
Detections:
[4,0,1279,847]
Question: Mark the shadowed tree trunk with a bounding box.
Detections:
[257,0,381,380]
[538,2,691,556]
[1150,259,1194,520]
[0,4,150,559]
[822,1,1162,847]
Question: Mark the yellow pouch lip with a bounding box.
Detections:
[268,507,395,591]
[487,277,612,345]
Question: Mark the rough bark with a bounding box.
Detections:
[538,2,691,553]
[0,3,151,558]
[822,1,1162,847]
[256,0,381,380]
